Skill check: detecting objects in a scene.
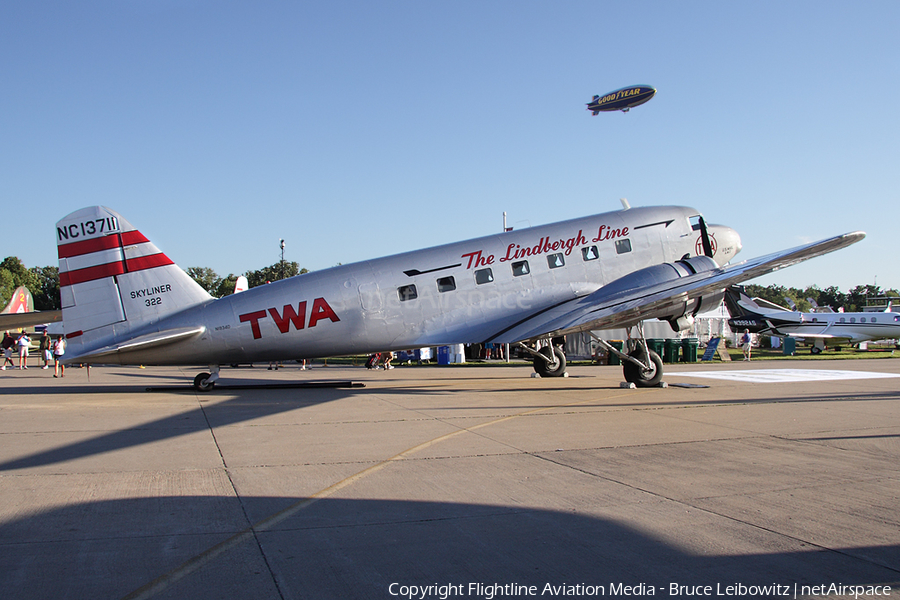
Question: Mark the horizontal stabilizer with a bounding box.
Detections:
[64,326,205,362]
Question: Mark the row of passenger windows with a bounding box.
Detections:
[397,239,633,301]
[808,316,898,323]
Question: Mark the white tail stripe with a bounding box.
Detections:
[60,241,163,274]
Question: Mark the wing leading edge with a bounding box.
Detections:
[485,231,865,344]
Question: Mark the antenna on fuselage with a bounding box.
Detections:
[620,198,631,210]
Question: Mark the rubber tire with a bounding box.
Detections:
[533,346,567,377]
[622,348,663,387]
[810,346,823,355]
[193,372,215,392]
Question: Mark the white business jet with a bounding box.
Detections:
[726,287,899,353]
[55,205,862,390]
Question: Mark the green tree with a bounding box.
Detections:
[847,284,881,312]
[0,257,40,309]
[30,266,60,310]
[185,267,222,296]
[214,274,238,298]
[243,261,307,289]
[817,285,847,312]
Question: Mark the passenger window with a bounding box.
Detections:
[860,317,866,323]
[398,285,417,301]
[582,246,599,261]
[871,317,877,323]
[615,239,632,254]
[895,316,900,322]
[436,276,456,293]
[840,317,845,323]
[474,268,493,285]
[850,317,856,323]
[512,260,530,276]
[547,253,565,269]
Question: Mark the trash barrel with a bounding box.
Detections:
[647,339,665,358]
[437,346,451,365]
[681,338,699,362]
[607,340,624,365]
[663,339,681,363]
[783,337,796,356]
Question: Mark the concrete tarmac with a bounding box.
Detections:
[1,358,898,599]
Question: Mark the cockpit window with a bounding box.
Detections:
[690,215,703,231]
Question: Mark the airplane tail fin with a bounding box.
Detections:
[1,286,33,314]
[56,207,213,346]
[723,286,763,319]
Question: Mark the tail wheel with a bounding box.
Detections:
[622,349,663,387]
[533,346,567,377]
[193,372,215,392]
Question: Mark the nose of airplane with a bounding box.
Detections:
[706,224,742,266]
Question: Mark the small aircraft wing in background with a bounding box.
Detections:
[0,286,62,330]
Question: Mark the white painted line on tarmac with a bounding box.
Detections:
[666,369,900,384]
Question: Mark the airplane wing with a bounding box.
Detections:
[0,310,63,329]
[485,231,864,344]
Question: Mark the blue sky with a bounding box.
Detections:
[3,2,897,292]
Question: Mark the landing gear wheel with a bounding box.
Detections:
[622,349,663,387]
[533,346,567,377]
[193,372,215,392]
[810,346,823,355]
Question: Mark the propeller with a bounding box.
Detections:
[697,216,714,258]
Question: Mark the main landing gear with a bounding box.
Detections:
[515,339,568,377]
[592,326,664,387]
[193,365,220,392]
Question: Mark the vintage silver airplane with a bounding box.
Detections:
[55,205,863,390]
[725,286,900,353]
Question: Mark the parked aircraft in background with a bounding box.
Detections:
[0,286,62,330]
[725,286,900,353]
[587,85,656,114]
[54,205,862,390]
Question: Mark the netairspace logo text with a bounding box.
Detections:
[388,582,893,599]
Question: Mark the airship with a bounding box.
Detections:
[587,85,656,114]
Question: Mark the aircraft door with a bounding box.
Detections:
[357,281,383,313]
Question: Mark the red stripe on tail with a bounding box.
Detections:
[59,252,174,287]
[58,231,151,259]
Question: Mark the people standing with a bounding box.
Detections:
[16,331,31,369]
[53,336,66,377]
[39,331,52,369]
[1,331,14,370]
[741,329,752,361]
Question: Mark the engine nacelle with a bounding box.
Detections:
[601,256,724,332]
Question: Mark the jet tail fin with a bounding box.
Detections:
[56,207,213,346]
